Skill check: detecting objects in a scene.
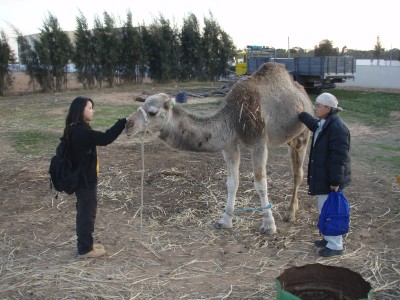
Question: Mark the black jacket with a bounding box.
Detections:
[299,112,351,195]
[69,118,127,188]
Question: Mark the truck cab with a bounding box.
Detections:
[235,50,247,76]
[235,45,276,76]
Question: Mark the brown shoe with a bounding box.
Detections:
[93,243,104,250]
[79,246,106,258]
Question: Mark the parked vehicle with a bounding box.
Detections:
[235,46,356,93]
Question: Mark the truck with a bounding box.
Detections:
[235,45,356,93]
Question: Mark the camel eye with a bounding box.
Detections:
[147,107,158,117]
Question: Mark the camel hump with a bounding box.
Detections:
[224,61,310,146]
[224,81,265,145]
[259,61,286,71]
[251,62,289,81]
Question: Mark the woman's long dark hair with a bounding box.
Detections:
[63,96,94,140]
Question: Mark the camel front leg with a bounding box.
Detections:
[251,144,277,234]
[287,129,309,222]
[214,144,240,229]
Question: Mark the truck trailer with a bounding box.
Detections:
[235,46,356,93]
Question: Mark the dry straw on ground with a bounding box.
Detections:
[1,137,399,299]
[0,89,399,299]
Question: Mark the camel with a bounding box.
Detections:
[126,62,313,234]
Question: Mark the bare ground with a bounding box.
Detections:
[0,78,399,299]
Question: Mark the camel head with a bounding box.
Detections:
[126,93,176,136]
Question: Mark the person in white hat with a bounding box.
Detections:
[296,92,351,257]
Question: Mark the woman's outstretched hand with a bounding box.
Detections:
[125,112,135,127]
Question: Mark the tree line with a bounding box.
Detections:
[275,36,398,62]
[0,11,235,94]
[0,10,399,96]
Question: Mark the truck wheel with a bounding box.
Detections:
[309,88,322,95]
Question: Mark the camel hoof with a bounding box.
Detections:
[215,222,231,229]
[214,222,224,229]
[214,216,233,229]
[259,225,277,235]
[285,214,296,223]
[214,221,232,229]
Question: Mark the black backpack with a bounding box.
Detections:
[49,137,81,195]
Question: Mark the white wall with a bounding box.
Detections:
[337,63,400,89]
[356,59,400,66]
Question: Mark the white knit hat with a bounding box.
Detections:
[316,93,343,111]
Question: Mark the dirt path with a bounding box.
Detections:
[0,90,399,299]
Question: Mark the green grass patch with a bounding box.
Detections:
[365,141,400,169]
[322,90,400,126]
[10,131,57,156]
[91,104,139,129]
[350,139,400,174]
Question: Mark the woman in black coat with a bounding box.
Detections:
[297,92,351,257]
[63,96,132,258]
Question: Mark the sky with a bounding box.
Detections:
[1,0,398,56]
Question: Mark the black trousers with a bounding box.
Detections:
[75,185,97,255]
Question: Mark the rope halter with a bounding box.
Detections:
[137,106,149,129]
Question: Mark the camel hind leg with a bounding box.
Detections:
[286,129,310,222]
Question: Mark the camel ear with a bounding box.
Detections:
[164,98,175,110]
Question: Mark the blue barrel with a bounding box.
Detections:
[176,92,188,103]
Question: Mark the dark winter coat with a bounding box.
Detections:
[69,118,127,189]
[299,112,351,195]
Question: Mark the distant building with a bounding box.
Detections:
[18,31,75,62]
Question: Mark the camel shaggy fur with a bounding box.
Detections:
[126,62,313,234]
